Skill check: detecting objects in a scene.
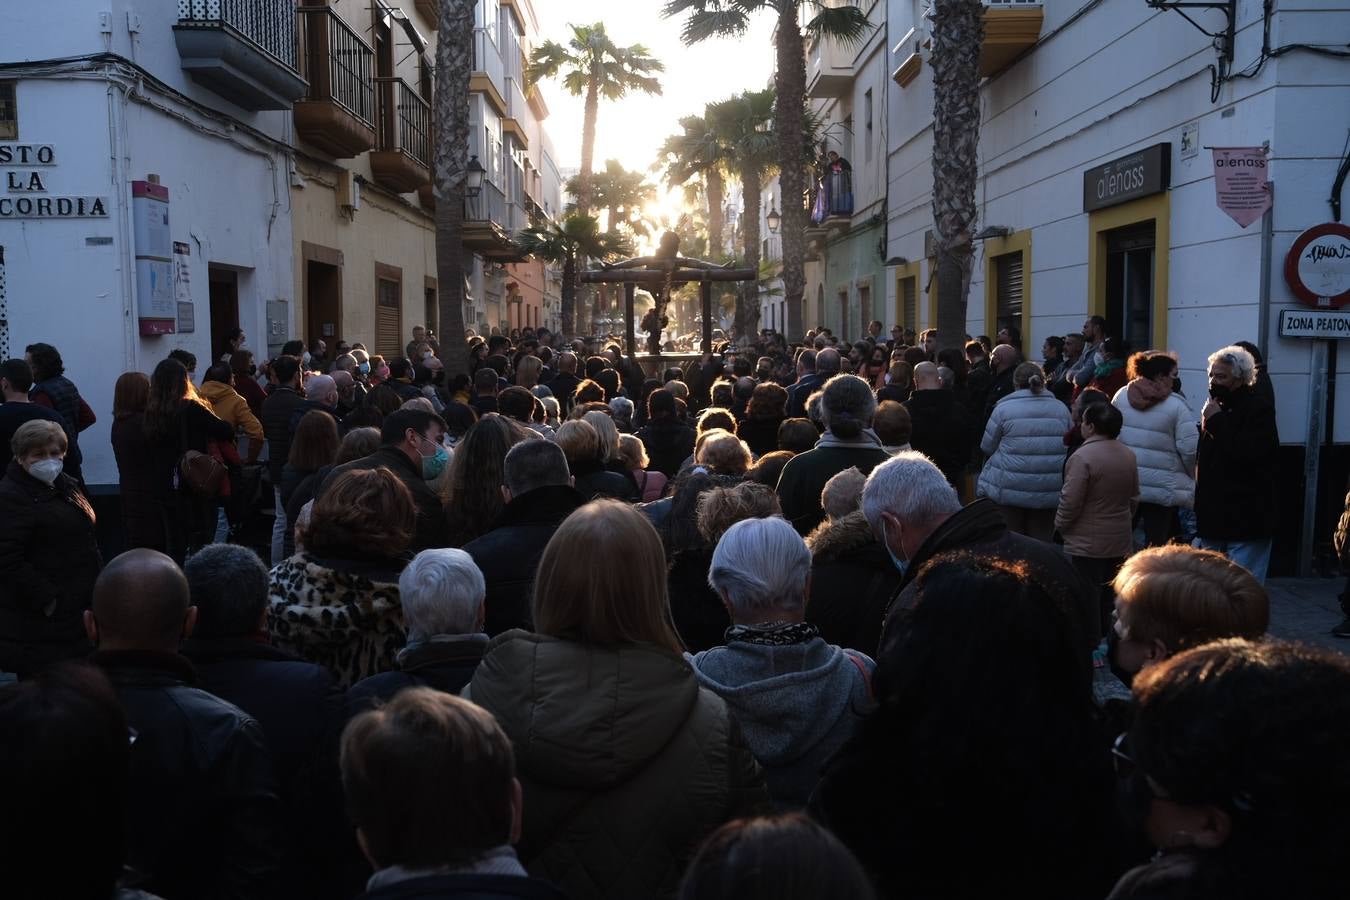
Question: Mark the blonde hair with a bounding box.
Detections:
[696,482,782,545]
[582,410,622,464]
[1114,545,1269,653]
[618,433,649,471]
[532,501,682,653]
[553,419,599,468]
[696,430,752,476]
[11,419,66,458]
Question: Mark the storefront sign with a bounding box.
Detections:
[0,143,109,218]
[133,180,175,335]
[1279,308,1350,340]
[1083,143,1171,213]
[1212,147,1271,228]
[1284,222,1350,309]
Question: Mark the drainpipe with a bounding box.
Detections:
[106,75,137,373]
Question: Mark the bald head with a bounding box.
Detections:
[87,549,195,651]
[913,361,942,390]
[991,345,1020,373]
[816,348,842,376]
[558,352,577,374]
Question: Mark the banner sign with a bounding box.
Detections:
[1212,147,1272,228]
[1279,308,1350,340]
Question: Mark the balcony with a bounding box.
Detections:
[370,78,432,193]
[294,7,376,159]
[805,32,854,100]
[173,0,306,111]
[981,0,1044,76]
[414,0,438,29]
[470,28,508,116]
[464,182,527,262]
[811,169,854,231]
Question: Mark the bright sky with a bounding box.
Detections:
[532,1,776,226]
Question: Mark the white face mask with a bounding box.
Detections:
[1093,351,1106,367]
[26,458,63,485]
[302,351,312,366]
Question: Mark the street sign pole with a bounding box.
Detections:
[1301,339,1329,576]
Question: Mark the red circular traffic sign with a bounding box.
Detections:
[1285,222,1350,308]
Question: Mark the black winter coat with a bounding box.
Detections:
[112,413,172,552]
[636,420,696,478]
[737,416,784,457]
[805,511,901,655]
[668,547,729,653]
[261,386,306,485]
[347,632,490,715]
[321,446,449,552]
[904,389,976,488]
[1194,385,1280,540]
[571,459,638,501]
[463,486,587,635]
[878,499,1098,683]
[0,460,100,675]
[93,650,281,900]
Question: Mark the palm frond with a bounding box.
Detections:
[680,9,751,44]
[802,5,873,47]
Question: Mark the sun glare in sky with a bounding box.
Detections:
[531,0,776,216]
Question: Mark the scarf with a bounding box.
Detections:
[1126,376,1173,411]
[815,427,884,450]
[1093,358,1126,379]
[725,621,820,646]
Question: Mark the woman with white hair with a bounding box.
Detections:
[346,548,488,713]
[776,375,893,535]
[688,516,875,806]
[977,362,1072,541]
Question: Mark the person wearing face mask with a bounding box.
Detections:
[315,408,450,553]
[1108,639,1350,900]
[1193,345,1279,583]
[864,451,1100,663]
[0,419,102,677]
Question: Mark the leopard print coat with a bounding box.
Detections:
[267,554,405,689]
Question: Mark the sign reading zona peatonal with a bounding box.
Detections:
[1285,222,1350,309]
[1279,308,1350,340]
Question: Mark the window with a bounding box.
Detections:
[864,89,873,163]
[994,251,1024,335]
[0,82,15,140]
[900,275,918,329]
[375,263,403,359]
[859,284,871,329]
[1104,224,1156,349]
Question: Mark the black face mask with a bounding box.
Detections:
[1209,383,1233,403]
[1116,764,1156,839]
[248,365,257,377]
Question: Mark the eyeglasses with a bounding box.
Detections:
[1113,732,1255,813]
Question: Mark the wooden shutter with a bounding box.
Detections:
[901,276,917,329]
[995,251,1023,326]
[376,276,402,358]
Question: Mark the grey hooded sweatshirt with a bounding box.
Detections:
[687,636,874,806]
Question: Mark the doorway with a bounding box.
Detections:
[208,267,239,362]
[306,260,341,350]
[1104,223,1155,349]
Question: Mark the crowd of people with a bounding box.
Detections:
[0,316,1343,900]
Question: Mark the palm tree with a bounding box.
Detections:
[432,0,476,375]
[568,159,657,238]
[528,24,663,217]
[664,0,870,340]
[707,89,777,340]
[516,214,633,338]
[930,0,984,350]
[655,114,728,260]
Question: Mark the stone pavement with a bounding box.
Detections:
[1267,577,1348,654]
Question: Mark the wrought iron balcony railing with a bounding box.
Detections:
[177,0,299,70]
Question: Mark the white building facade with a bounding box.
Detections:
[882,0,1350,571]
[1,1,300,488]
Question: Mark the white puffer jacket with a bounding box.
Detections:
[977,389,1072,509]
[1111,385,1199,508]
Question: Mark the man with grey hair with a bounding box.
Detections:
[687,516,874,805]
[777,374,892,535]
[287,372,340,431]
[863,451,1098,664]
[463,440,586,634]
[1194,343,1279,582]
[348,549,489,711]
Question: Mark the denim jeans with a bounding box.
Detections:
[271,487,287,566]
[1198,537,1273,584]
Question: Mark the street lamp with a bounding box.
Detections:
[766,206,781,234]
[466,155,486,197]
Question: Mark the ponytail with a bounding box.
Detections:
[1029,373,1045,395]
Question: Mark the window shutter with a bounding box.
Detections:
[995,252,1023,326]
[376,277,402,358]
